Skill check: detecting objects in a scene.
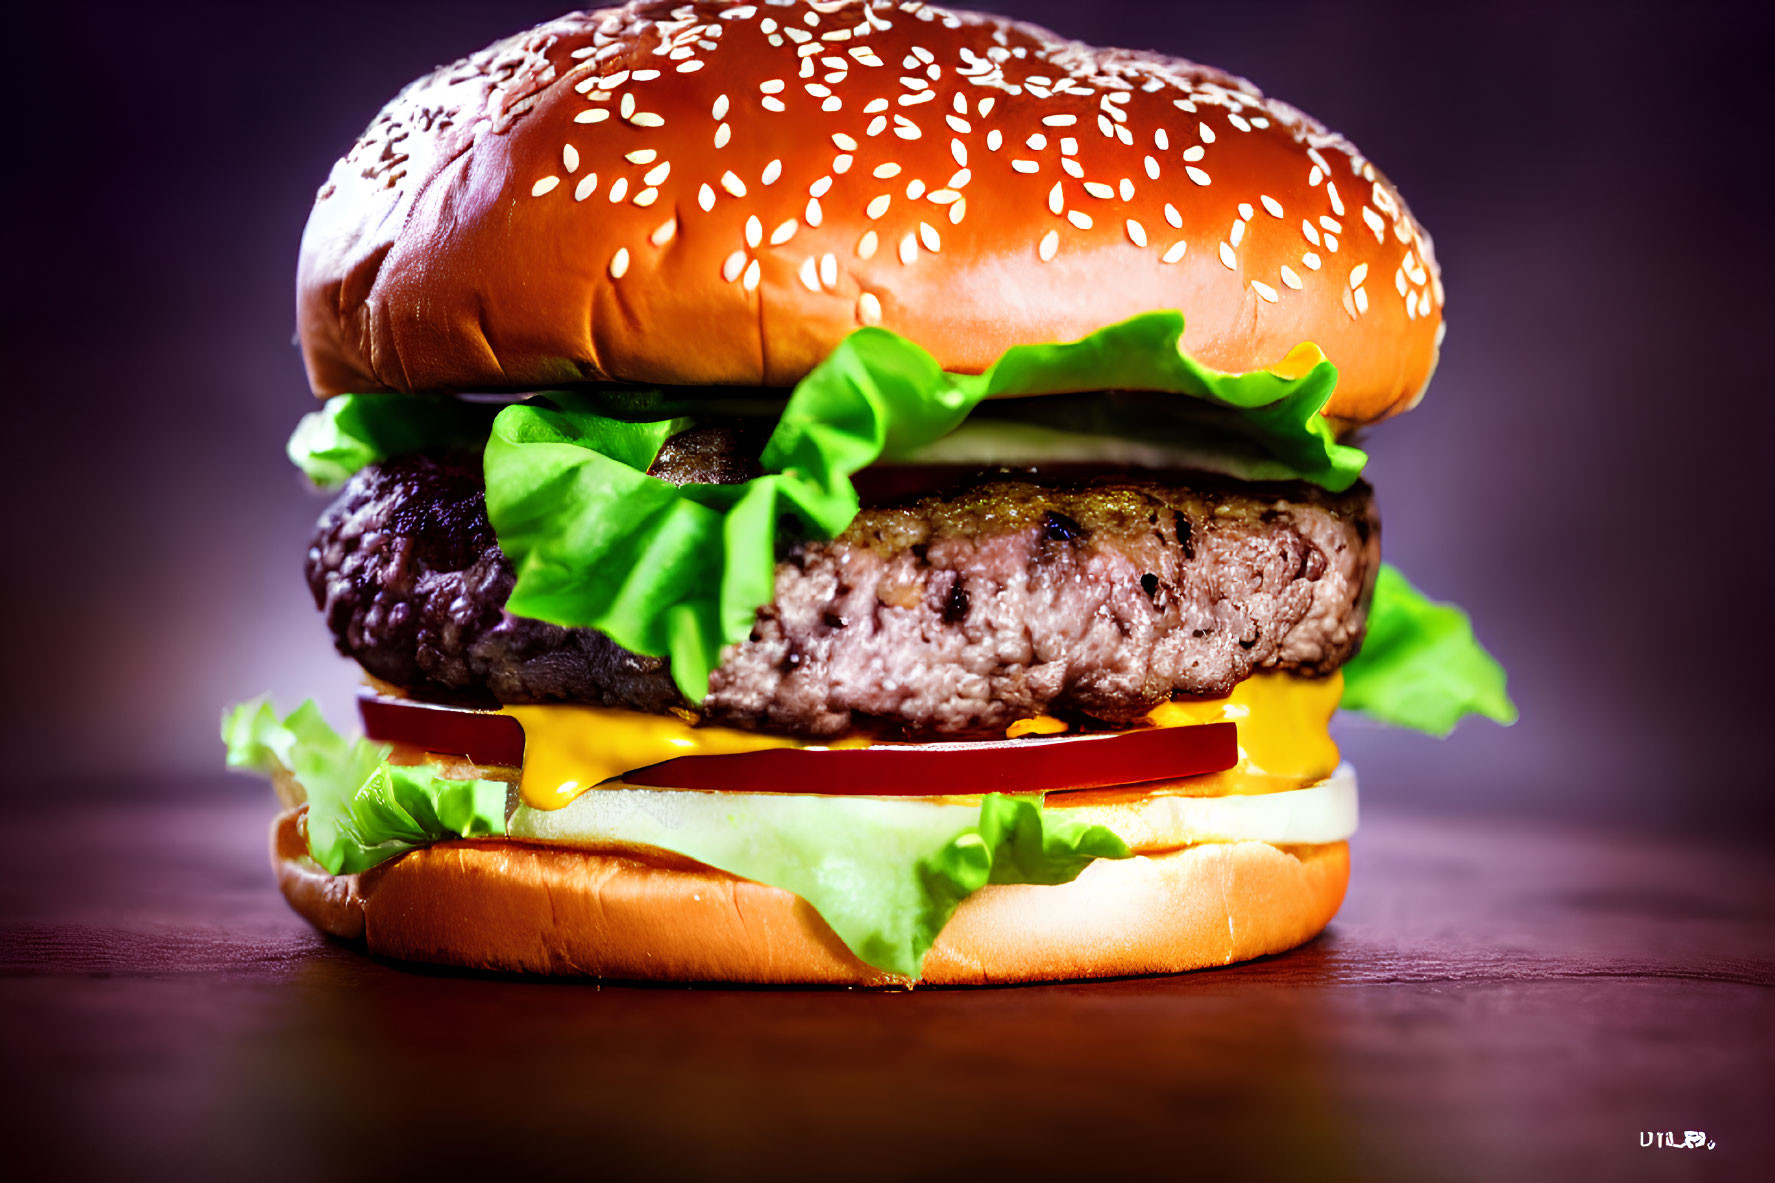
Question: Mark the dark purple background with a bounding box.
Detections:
[8,1,1774,832]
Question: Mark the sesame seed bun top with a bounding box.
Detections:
[297,0,1444,430]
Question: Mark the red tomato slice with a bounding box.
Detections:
[358,695,1238,796]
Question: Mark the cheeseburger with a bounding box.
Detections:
[224,0,1513,986]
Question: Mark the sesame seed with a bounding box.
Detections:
[1162,240,1187,264]
[677,60,704,73]
[1011,159,1038,174]
[1326,182,1345,216]
[1061,159,1083,178]
[1144,155,1160,180]
[865,97,889,114]
[1219,241,1237,269]
[858,230,879,259]
[608,177,629,202]
[1067,209,1092,230]
[1182,145,1204,162]
[833,154,854,173]
[1364,207,1386,240]
[1198,122,1216,144]
[1228,113,1251,133]
[1238,202,1254,220]
[722,170,746,197]
[867,194,892,218]
[1319,216,1342,233]
[1084,181,1114,199]
[949,197,967,224]
[1186,166,1211,186]
[1126,219,1147,247]
[531,176,559,197]
[1252,279,1278,302]
[712,95,730,120]
[632,69,659,82]
[874,162,901,179]
[714,122,731,149]
[1119,178,1135,200]
[810,176,833,197]
[1039,230,1059,261]
[986,129,1003,151]
[1308,166,1324,187]
[951,139,967,166]
[948,168,970,188]
[1097,114,1114,138]
[978,97,996,116]
[760,79,785,94]
[723,250,746,282]
[893,119,921,139]
[1302,220,1320,245]
[625,150,657,165]
[1302,251,1321,270]
[1280,265,1303,289]
[743,259,761,291]
[1353,286,1368,313]
[899,232,919,265]
[799,256,820,292]
[1047,183,1063,215]
[574,110,610,124]
[1155,128,1169,150]
[867,116,888,136]
[1395,268,1408,296]
[761,159,782,185]
[645,162,671,186]
[919,222,940,251]
[1348,263,1369,289]
[632,112,664,127]
[745,216,762,248]
[947,114,970,133]
[832,132,859,151]
[574,173,598,201]
[698,184,715,211]
[858,292,882,324]
[905,179,926,200]
[609,247,630,279]
[806,197,823,226]
[650,219,676,246]
[563,145,580,173]
[762,97,785,112]
[633,187,659,207]
[1324,233,1339,252]
[1231,220,1246,247]
[820,253,837,287]
[770,219,798,245]
[1060,137,1078,155]
[1042,114,1077,127]
[1261,195,1284,218]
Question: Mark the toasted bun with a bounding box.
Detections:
[299,1,1441,429]
[272,808,1347,985]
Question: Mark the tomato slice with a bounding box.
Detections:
[358,694,1238,796]
[359,697,525,766]
[622,725,1237,795]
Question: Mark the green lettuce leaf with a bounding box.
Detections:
[509,788,1129,977]
[1340,564,1518,735]
[221,699,507,874]
[287,393,499,488]
[487,312,1364,700]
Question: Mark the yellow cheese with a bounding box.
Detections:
[503,671,1342,810]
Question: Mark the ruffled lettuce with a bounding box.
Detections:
[509,789,1130,978]
[287,394,498,489]
[1341,565,1517,736]
[484,312,1364,700]
[221,698,506,874]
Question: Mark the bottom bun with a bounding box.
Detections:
[272,809,1347,986]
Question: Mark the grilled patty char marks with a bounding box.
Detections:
[307,448,1377,737]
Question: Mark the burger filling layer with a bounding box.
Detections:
[309,444,1377,739]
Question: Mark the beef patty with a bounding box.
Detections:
[307,436,1379,737]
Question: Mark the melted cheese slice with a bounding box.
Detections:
[502,671,1342,811]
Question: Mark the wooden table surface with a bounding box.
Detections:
[2,784,1769,1182]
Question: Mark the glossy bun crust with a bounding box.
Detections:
[273,809,1348,985]
[299,1,1443,429]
